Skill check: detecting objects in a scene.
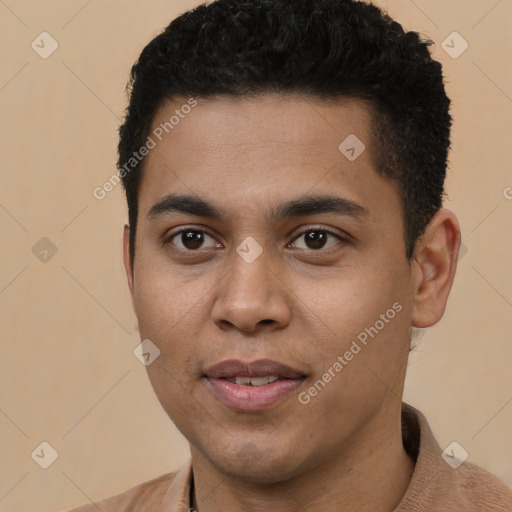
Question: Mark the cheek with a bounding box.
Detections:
[305,270,409,389]
[132,277,204,383]
[133,258,198,332]
[305,269,395,343]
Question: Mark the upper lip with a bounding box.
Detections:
[204,359,305,379]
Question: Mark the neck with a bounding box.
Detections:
[190,402,415,512]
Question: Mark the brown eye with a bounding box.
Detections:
[167,229,219,251]
[290,228,344,251]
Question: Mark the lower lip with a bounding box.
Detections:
[205,377,305,411]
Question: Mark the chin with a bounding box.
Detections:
[202,441,307,484]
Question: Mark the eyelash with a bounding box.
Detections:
[163,226,348,253]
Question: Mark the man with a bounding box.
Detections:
[68,0,512,510]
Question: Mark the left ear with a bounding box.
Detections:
[410,208,461,328]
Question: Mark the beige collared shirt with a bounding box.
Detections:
[65,402,512,511]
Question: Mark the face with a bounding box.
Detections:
[124,94,422,482]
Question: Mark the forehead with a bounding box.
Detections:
[146,93,374,160]
[137,93,398,224]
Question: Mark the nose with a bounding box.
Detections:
[211,248,291,334]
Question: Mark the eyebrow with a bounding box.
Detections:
[147,193,370,224]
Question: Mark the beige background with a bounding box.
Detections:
[0,0,511,510]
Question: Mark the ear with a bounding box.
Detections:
[123,224,135,298]
[410,209,461,328]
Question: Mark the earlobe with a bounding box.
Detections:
[123,224,135,297]
[410,209,461,329]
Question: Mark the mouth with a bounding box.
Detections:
[224,375,281,386]
[203,359,307,411]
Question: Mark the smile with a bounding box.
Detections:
[204,359,307,411]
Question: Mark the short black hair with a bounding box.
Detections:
[118,0,451,265]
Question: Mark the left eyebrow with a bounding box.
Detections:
[147,193,370,224]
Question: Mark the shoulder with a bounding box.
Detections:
[63,470,180,512]
[452,460,512,510]
[400,402,512,511]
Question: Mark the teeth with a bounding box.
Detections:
[234,376,279,386]
[249,376,270,386]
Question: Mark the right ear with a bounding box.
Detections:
[123,224,135,298]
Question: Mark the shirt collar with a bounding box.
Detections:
[161,458,193,511]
